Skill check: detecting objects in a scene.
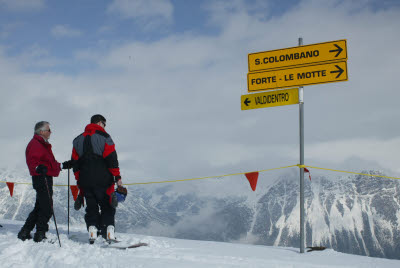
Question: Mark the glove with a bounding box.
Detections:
[115,175,122,186]
[36,165,48,176]
[62,160,74,170]
[74,195,84,210]
[116,186,128,196]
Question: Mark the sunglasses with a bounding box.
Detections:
[101,121,106,127]
[43,129,51,133]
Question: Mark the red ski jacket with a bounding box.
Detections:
[26,134,61,177]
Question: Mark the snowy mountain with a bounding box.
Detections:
[1,168,399,260]
[250,172,400,259]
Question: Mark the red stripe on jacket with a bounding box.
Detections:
[72,147,79,161]
[108,168,120,176]
[103,143,115,158]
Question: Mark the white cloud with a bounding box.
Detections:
[85,1,400,178]
[107,0,174,29]
[287,137,400,175]
[0,0,45,11]
[51,25,82,38]
[1,0,400,182]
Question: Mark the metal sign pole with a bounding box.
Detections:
[298,37,305,254]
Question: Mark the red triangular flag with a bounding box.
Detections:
[70,185,79,201]
[245,172,259,191]
[6,182,14,197]
[304,168,311,181]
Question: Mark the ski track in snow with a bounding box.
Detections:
[0,219,399,268]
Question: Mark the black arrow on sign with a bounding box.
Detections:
[329,44,343,57]
[244,98,251,106]
[330,65,344,78]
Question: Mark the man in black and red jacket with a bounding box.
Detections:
[18,121,73,242]
[72,114,122,242]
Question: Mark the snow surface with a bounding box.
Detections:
[0,219,399,268]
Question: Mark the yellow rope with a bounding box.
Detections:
[0,165,298,187]
[0,181,32,185]
[1,164,398,187]
[124,165,298,185]
[302,165,400,180]
[0,180,72,187]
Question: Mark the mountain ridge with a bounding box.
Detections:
[0,168,399,259]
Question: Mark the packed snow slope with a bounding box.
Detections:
[0,219,399,268]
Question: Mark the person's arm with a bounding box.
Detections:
[103,136,122,185]
[72,147,81,184]
[45,163,61,177]
[46,150,61,177]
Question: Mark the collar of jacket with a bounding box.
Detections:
[33,134,51,147]
[83,123,107,136]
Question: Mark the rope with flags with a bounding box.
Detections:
[1,164,399,198]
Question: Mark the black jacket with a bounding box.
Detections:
[72,123,120,188]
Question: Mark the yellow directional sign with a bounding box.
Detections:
[241,88,299,110]
[248,40,347,72]
[247,61,347,92]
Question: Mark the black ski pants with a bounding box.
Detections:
[22,176,53,232]
[83,186,115,231]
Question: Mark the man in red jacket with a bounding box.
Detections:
[72,114,122,243]
[18,121,73,242]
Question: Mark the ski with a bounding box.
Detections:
[105,240,148,249]
[106,238,121,244]
[125,242,148,249]
[69,232,147,248]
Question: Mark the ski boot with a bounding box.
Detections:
[33,231,47,242]
[18,228,32,241]
[88,226,98,244]
[106,225,115,243]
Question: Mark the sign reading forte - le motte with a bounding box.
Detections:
[247,61,347,92]
[248,40,347,72]
[241,88,299,110]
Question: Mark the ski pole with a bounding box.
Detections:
[44,176,61,247]
[68,169,70,235]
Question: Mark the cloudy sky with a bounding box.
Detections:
[1,0,399,186]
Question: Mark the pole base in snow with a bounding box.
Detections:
[306,246,327,252]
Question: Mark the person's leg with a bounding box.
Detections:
[34,177,53,242]
[84,188,101,230]
[35,177,53,232]
[18,183,40,240]
[21,195,39,231]
[96,188,115,227]
[95,187,116,239]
